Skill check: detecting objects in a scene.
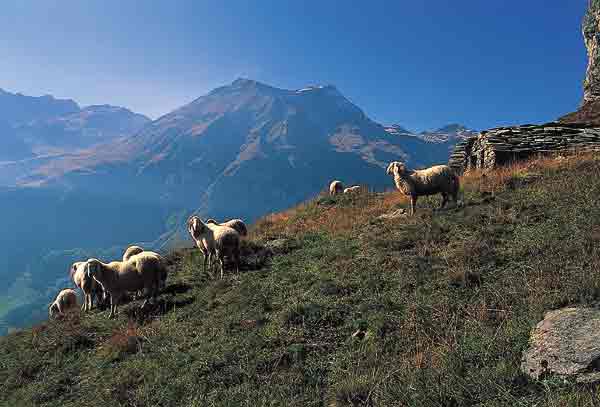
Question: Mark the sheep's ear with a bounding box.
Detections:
[386,162,396,175]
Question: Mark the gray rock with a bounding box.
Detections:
[264,238,299,255]
[521,307,600,383]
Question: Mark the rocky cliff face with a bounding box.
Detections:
[560,0,600,124]
[583,0,600,104]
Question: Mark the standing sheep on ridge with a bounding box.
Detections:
[386,161,459,216]
[85,254,165,318]
[122,246,168,292]
[188,216,211,274]
[48,288,79,318]
[188,216,240,279]
[206,218,248,237]
[70,261,104,311]
[329,180,344,196]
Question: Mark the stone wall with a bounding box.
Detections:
[449,122,600,174]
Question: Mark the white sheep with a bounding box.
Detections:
[206,218,248,237]
[386,161,460,215]
[130,250,168,290]
[122,246,167,296]
[48,288,79,318]
[329,180,344,195]
[188,216,240,279]
[85,254,165,318]
[70,261,104,312]
[122,245,144,262]
[343,185,363,194]
[188,216,211,274]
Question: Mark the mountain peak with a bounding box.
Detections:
[430,123,468,134]
[231,78,258,87]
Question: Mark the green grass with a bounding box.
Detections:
[3,155,600,406]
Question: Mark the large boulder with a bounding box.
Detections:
[521,307,600,383]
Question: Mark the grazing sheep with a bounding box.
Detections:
[122,245,144,262]
[206,218,248,237]
[343,185,363,194]
[70,261,104,312]
[386,161,459,216]
[48,288,78,318]
[329,180,344,195]
[188,216,240,279]
[85,254,164,318]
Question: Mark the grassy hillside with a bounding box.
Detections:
[3,154,600,406]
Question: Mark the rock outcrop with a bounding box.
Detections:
[583,0,600,104]
[449,122,600,173]
[560,0,600,125]
[521,307,600,383]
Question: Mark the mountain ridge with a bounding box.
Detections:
[0,78,471,333]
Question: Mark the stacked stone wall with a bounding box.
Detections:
[449,122,600,173]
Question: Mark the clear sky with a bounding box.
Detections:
[0,1,589,132]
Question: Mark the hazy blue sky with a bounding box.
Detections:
[0,1,589,131]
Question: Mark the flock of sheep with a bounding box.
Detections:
[49,247,167,319]
[47,160,459,320]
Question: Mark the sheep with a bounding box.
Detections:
[48,288,78,318]
[386,161,460,216]
[343,185,363,194]
[85,254,165,318]
[329,180,344,195]
[70,261,104,311]
[188,216,240,279]
[206,218,248,237]
[129,250,168,291]
[122,245,144,262]
[122,246,167,297]
[188,215,211,274]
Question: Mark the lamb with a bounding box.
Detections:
[329,180,344,195]
[206,218,248,237]
[188,215,240,279]
[122,245,144,262]
[70,261,104,311]
[48,288,79,318]
[85,254,165,318]
[386,161,460,216]
[343,185,363,194]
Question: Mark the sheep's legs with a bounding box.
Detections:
[451,191,459,207]
[234,249,240,275]
[440,193,449,209]
[109,295,118,318]
[410,196,417,216]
